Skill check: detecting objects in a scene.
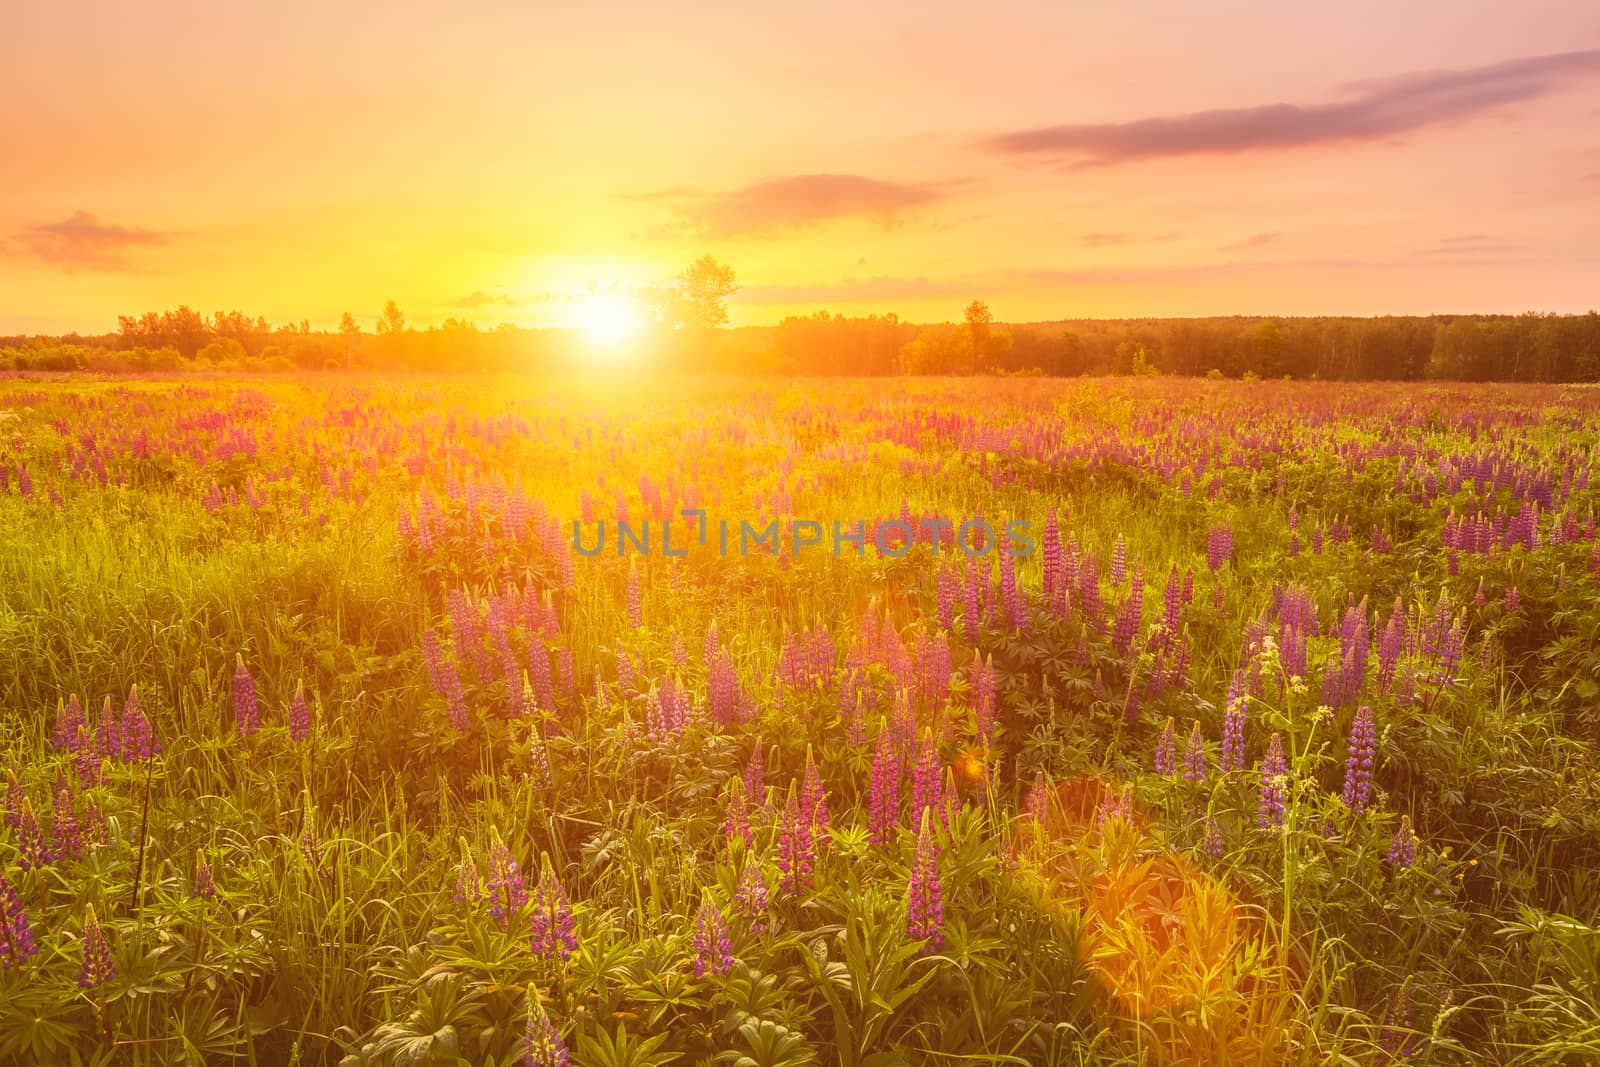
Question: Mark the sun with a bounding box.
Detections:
[575,291,640,347]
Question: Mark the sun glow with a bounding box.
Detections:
[575,291,641,347]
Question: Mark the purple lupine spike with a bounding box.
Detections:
[81,797,107,848]
[1220,693,1247,774]
[53,694,85,751]
[724,777,752,850]
[911,730,941,828]
[96,696,120,761]
[906,809,943,950]
[0,870,36,970]
[1388,816,1416,869]
[1341,706,1377,814]
[233,655,259,736]
[970,651,996,743]
[521,1002,570,1067]
[529,857,577,961]
[800,745,829,834]
[1257,732,1287,828]
[1203,817,1225,858]
[1379,980,1414,1061]
[119,685,156,762]
[486,840,529,927]
[289,680,311,742]
[734,857,769,933]
[776,787,815,896]
[1110,535,1127,586]
[1154,719,1177,775]
[869,725,902,846]
[78,905,115,988]
[16,797,52,871]
[625,558,642,629]
[1182,721,1206,782]
[1206,522,1233,571]
[52,787,81,862]
[691,893,734,978]
[1504,586,1521,613]
[194,851,216,898]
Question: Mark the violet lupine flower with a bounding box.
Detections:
[724,777,752,850]
[79,905,115,989]
[906,810,943,950]
[233,655,259,736]
[734,858,769,933]
[911,731,941,828]
[15,797,52,872]
[119,685,157,762]
[1220,695,1247,775]
[529,858,578,961]
[1342,706,1377,815]
[1504,586,1521,613]
[289,680,311,742]
[1182,721,1206,782]
[1379,981,1414,1061]
[800,746,829,834]
[776,789,815,896]
[521,1003,570,1067]
[625,559,642,629]
[970,651,996,743]
[1388,816,1416,869]
[1154,719,1177,775]
[963,555,984,644]
[0,871,36,970]
[1110,535,1127,586]
[1024,772,1049,825]
[1206,523,1233,571]
[743,744,766,807]
[52,788,81,862]
[1203,818,1224,859]
[868,727,902,846]
[454,840,485,907]
[53,694,86,751]
[81,798,108,848]
[439,658,469,733]
[194,852,216,899]
[692,893,734,978]
[486,841,529,927]
[1257,733,1287,829]
[96,696,120,760]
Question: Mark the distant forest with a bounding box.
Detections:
[5,304,1600,382]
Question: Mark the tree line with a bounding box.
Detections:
[3,256,1597,380]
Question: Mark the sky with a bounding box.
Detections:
[2,0,1599,333]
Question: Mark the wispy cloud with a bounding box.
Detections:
[986,50,1600,166]
[642,174,941,237]
[14,210,170,272]
[447,289,523,309]
[736,275,970,305]
[1221,232,1281,251]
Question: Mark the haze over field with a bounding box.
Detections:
[3,2,1599,334]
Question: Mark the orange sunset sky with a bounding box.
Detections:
[3,1,1599,334]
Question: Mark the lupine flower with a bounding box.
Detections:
[868,726,902,846]
[743,744,766,808]
[1379,979,1414,1061]
[73,724,101,788]
[529,857,577,961]
[233,655,259,736]
[1154,718,1177,775]
[1257,733,1287,828]
[734,857,769,933]
[521,1001,570,1067]
[119,685,157,761]
[1220,696,1247,774]
[81,798,108,848]
[1183,721,1206,782]
[96,696,121,760]
[970,651,996,743]
[1342,705,1377,814]
[289,680,311,742]
[0,871,36,970]
[1203,817,1224,859]
[52,787,81,861]
[454,839,485,907]
[53,694,86,751]
[724,777,752,850]
[906,810,943,949]
[15,797,52,871]
[625,557,642,628]
[692,893,734,978]
[911,730,941,827]
[79,905,115,988]
[800,745,829,834]
[1206,523,1233,571]
[3,769,22,829]
[776,788,815,895]
[1024,772,1049,825]
[1388,816,1416,869]
[194,852,216,898]
[486,840,529,927]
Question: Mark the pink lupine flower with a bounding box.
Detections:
[233,655,259,736]
[1257,733,1287,828]
[724,777,752,850]
[734,857,769,933]
[486,840,529,927]
[289,680,311,742]
[79,905,115,989]
[868,726,902,846]
[1183,721,1207,782]
[1342,706,1377,814]
[15,797,52,871]
[776,788,815,896]
[800,746,829,834]
[906,810,943,950]
[0,870,36,970]
[52,787,81,862]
